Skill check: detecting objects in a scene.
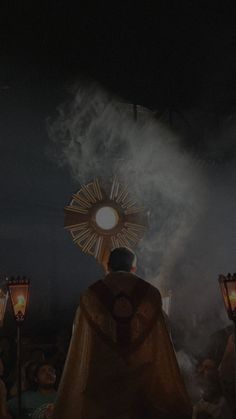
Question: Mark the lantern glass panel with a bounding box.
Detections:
[9,284,29,321]
[227,281,236,314]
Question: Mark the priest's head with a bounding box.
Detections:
[107,247,137,273]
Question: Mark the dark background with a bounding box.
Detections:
[1,3,236,337]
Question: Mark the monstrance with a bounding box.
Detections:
[64,178,148,266]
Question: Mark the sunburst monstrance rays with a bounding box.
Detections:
[64,178,148,263]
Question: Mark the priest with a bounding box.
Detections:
[53,247,192,419]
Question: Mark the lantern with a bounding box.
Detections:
[219,273,236,320]
[7,276,30,419]
[7,276,30,322]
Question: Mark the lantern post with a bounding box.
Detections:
[7,276,30,419]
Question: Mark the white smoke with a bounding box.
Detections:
[48,83,206,287]
[48,82,236,357]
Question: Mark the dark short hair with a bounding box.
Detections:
[108,247,136,272]
[34,362,55,381]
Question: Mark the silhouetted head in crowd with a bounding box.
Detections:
[33,362,56,392]
[196,357,222,403]
[197,358,218,380]
[107,247,137,273]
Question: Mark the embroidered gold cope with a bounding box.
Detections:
[53,272,192,419]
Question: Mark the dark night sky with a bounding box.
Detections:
[2,3,236,108]
[1,3,236,335]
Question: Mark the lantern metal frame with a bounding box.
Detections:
[7,276,30,419]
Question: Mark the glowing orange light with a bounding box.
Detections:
[219,273,236,320]
[7,278,30,322]
[14,295,26,315]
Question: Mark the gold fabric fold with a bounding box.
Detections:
[53,273,192,419]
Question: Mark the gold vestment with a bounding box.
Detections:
[53,272,192,419]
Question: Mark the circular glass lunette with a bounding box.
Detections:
[95,206,119,230]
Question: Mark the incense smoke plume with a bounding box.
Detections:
[48,83,236,355]
[48,83,206,285]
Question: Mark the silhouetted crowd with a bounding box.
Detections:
[0,325,235,418]
[0,330,70,418]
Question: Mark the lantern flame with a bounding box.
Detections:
[14,295,26,314]
[7,278,30,322]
